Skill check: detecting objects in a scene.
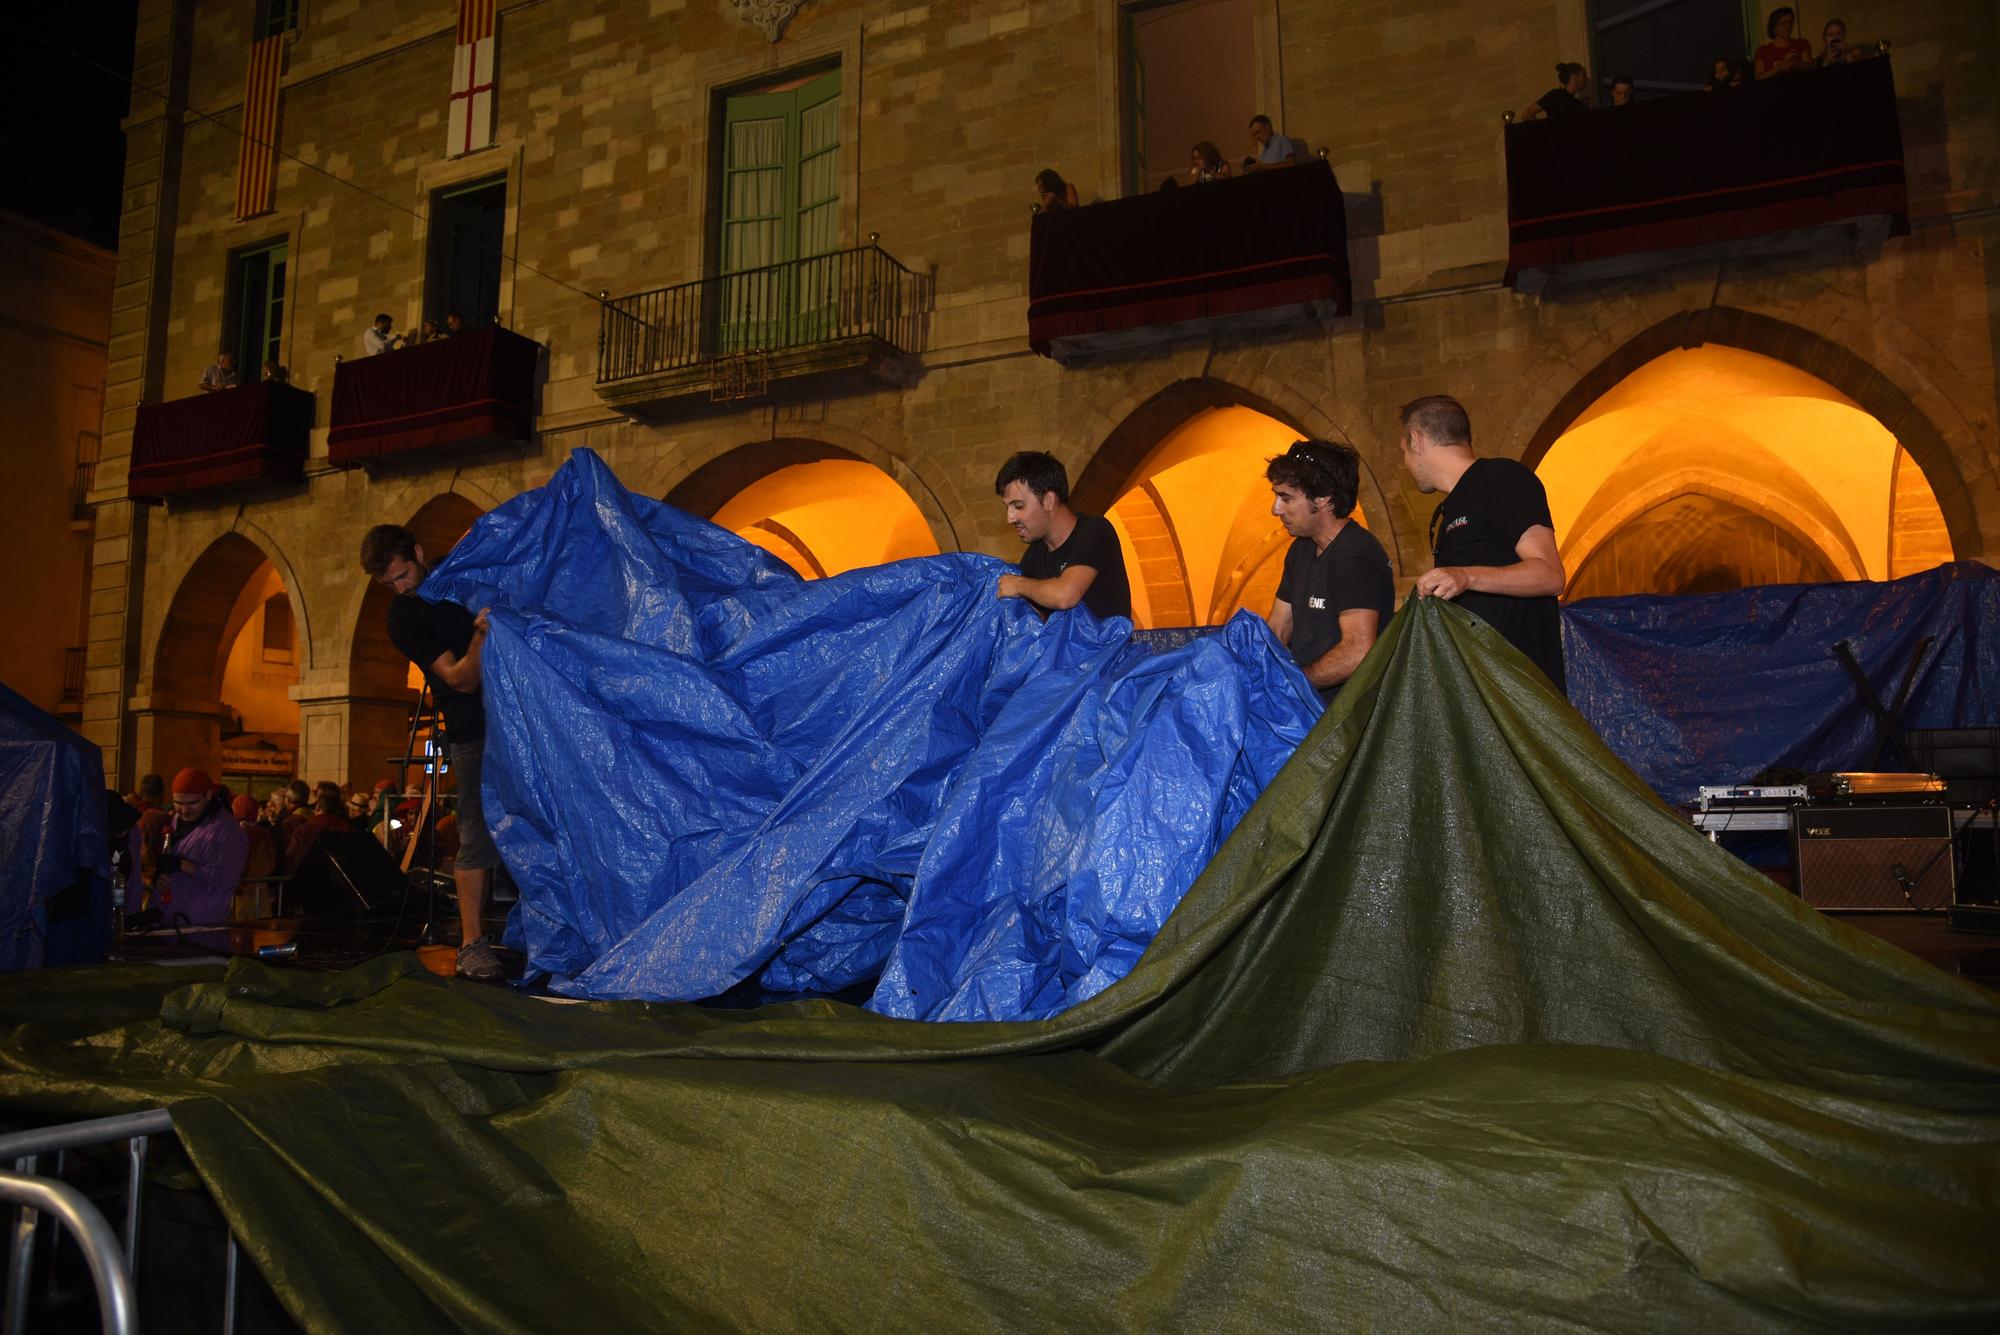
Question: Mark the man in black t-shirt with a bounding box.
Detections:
[1398,394,1568,696]
[358,523,505,982]
[1263,440,1396,703]
[993,451,1132,621]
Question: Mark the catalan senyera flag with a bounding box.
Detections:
[448,0,498,157]
[234,35,285,219]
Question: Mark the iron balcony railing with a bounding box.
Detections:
[597,243,935,384]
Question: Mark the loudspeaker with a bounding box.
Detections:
[285,831,406,917]
[1790,803,1954,911]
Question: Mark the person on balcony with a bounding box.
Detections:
[1399,394,1568,698]
[360,523,505,982]
[1754,8,1813,77]
[197,351,241,392]
[1608,74,1636,107]
[363,312,405,356]
[1185,142,1231,185]
[1521,63,1591,120]
[1034,169,1079,212]
[994,451,1132,622]
[444,311,469,336]
[1242,114,1305,172]
[1263,440,1395,705]
[409,317,444,345]
[1704,57,1750,92]
[261,360,289,383]
[1819,19,1872,66]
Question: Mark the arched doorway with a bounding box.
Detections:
[1537,345,1953,598]
[668,443,940,577]
[144,532,302,792]
[346,493,486,788]
[1075,382,1385,630]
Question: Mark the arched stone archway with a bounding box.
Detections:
[1070,376,1397,628]
[670,442,942,578]
[135,528,307,785]
[659,427,963,555]
[1514,307,1981,561]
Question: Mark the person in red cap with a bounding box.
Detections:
[129,769,248,937]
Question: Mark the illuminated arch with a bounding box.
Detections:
[153,527,309,707]
[660,428,962,554]
[1517,307,1977,560]
[670,443,942,578]
[1074,378,1393,629]
[1538,343,1951,597]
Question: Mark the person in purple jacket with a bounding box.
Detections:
[132,768,248,934]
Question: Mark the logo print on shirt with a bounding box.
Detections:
[1445,516,1470,533]
[1308,596,1327,610]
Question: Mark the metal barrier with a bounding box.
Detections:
[0,1109,246,1334]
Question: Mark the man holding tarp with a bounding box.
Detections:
[359,525,504,983]
[993,450,1132,620]
[1400,393,1569,696]
[1264,438,1396,703]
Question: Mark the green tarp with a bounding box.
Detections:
[2,599,1996,1331]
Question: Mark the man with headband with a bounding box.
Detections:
[1264,439,1395,702]
[1398,394,1567,696]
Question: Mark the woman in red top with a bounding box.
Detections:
[1753,7,1813,77]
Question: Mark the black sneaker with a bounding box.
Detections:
[455,935,505,984]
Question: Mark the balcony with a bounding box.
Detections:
[596,244,935,419]
[128,380,312,503]
[328,325,543,467]
[1505,57,1908,292]
[1028,160,1352,365]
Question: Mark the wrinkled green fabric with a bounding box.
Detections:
[1,599,1995,1332]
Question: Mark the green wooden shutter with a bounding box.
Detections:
[231,239,288,375]
[717,68,842,354]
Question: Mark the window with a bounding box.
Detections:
[226,238,288,376]
[1121,0,1257,195]
[714,66,841,352]
[426,176,507,329]
[261,593,293,663]
[257,0,299,39]
[1591,0,1746,99]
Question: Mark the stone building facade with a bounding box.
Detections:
[81,0,2000,789]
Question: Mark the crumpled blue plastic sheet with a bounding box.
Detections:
[1563,563,2000,805]
[0,680,109,970]
[422,449,1321,1019]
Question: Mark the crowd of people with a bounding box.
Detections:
[117,768,460,934]
[1522,8,1878,119]
[362,309,471,356]
[1033,110,1308,209]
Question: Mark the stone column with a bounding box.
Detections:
[85,0,192,790]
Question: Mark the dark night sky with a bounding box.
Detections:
[0,5,142,249]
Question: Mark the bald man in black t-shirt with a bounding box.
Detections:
[1397,394,1568,696]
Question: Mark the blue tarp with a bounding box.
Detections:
[422,449,1321,1019]
[1564,563,2000,804]
[0,680,109,970]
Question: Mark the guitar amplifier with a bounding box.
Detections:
[1790,803,1954,911]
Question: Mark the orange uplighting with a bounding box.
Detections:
[1105,406,1373,628]
[711,459,940,578]
[1537,346,1951,598]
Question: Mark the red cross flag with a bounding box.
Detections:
[448,0,497,158]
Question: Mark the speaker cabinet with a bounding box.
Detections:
[284,831,406,917]
[1790,803,1954,911]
